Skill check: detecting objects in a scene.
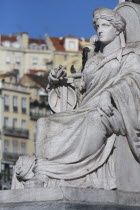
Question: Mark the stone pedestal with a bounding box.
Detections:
[0,187,140,210]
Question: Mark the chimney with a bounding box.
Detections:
[21,33,29,49]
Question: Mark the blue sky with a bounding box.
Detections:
[0,0,118,39]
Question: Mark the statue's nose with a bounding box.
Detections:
[97,26,103,34]
[98,31,103,36]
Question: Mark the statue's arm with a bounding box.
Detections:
[98,91,113,117]
[46,65,67,91]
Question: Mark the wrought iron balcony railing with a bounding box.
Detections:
[30,112,47,121]
[3,126,29,138]
[13,106,18,112]
[3,152,25,162]
[22,108,26,114]
[4,105,9,111]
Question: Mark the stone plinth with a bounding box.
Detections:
[0,187,140,210]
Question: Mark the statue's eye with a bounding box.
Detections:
[103,24,110,28]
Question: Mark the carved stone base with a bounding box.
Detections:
[0,187,140,210]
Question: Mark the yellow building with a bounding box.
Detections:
[0,74,30,188]
[0,33,90,76]
[0,33,53,77]
[0,33,91,189]
[20,70,51,160]
[0,70,51,189]
[0,70,50,188]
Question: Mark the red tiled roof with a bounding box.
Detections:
[0,72,10,77]
[66,35,78,39]
[0,34,86,52]
[24,73,49,89]
[1,35,17,43]
[50,37,65,51]
[79,39,89,43]
[29,69,47,74]
[0,70,18,77]
[79,43,83,52]
[50,36,84,52]
[29,38,46,45]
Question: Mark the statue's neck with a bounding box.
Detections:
[99,36,121,57]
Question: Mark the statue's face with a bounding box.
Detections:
[96,18,119,45]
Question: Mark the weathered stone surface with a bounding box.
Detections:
[1,187,140,209]
[116,136,140,192]
[12,4,140,195]
[115,2,140,43]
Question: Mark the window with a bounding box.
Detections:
[39,107,42,116]
[35,89,39,96]
[21,120,26,130]
[5,55,11,63]
[21,98,27,114]
[13,118,17,129]
[4,95,9,111]
[15,56,20,64]
[10,76,14,83]
[69,41,75,49]
[15,56,21,69]
[30,43,38,50]
[21,142,26,154]
[40,44,47,50]
[46,61,53,71]
[12,139,18,154]
[3,41,10,48]
[4,140,9,152]
[46,107,51,116]
[4,117,9,128]
[12,42,20,48]
[31,106,35,115]
[32,57,38,65]
[13,96,18,112]
[64,54,67,61]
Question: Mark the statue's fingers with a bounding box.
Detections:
[103,105,112,117]
[62,71,67,78]
[51,69,56,76]
[108,103,114,112]
[97,107,103,116]
[49,73,59,82]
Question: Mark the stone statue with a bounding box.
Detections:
[12,7,140,191]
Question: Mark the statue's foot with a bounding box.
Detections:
[24,176,44,188]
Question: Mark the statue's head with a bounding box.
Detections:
[93,8,126,45]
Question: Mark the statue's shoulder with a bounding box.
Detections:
[120,46,140,66]
[122,44,140,57]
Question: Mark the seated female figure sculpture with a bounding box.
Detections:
[13,7,140,190]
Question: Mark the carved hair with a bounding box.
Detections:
[93,8,126,33]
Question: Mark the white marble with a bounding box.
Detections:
[12,6,140,192]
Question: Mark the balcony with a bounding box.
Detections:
[13,106,18,112]
[3,152,24,162]
[22,108,26,114]
[3,127,29,138]
[30,112,47,121]
[4,105,9,111]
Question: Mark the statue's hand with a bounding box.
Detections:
[49,65,67,84]
[47,66,67,91]
[99,91,113,117]
[48,69,59,84]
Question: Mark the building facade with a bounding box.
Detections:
[0,71,51,189]
[0,76,31,189]
[0,33,90,76]
[0,32,90,189]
